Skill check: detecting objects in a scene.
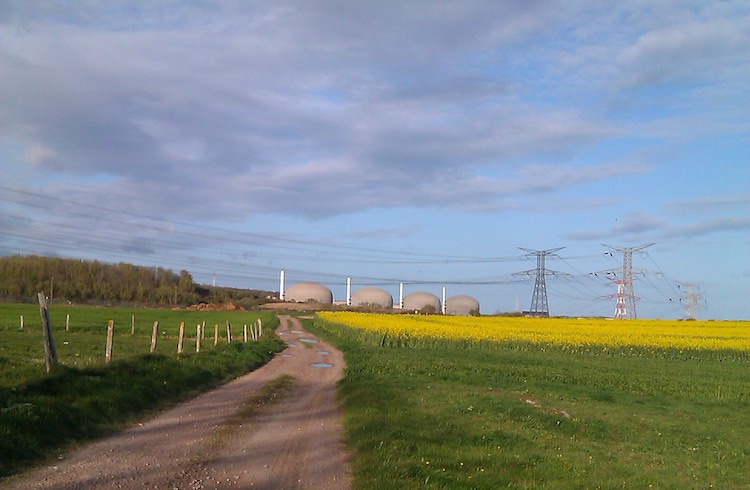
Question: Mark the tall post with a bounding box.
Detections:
[346,277,352,306]
[150,321,159,353]
[279,270,286,301]
[399,283,404,309]
[37,293,58,372]
[441,287,447,315]
[105,320,114,364]
[177,321,185,354]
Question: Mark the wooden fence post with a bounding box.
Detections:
[37,293,58,373]
[257,318,262,338]
[66,314,70,331]
[20,315,23,331]
[213,323,219,346]
[243,324,248,342]
[202,320,206,340]
[150,321,159,353]
[226,321,232,344]
[177,321,186,354]
[105,320,115,364]
[196,324,202,353]
[131,314,135,335]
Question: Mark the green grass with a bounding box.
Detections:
[0,303,278,386]
[309,317,750,489]
[0,303,285,478]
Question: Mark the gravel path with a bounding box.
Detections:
[4,315,352,489]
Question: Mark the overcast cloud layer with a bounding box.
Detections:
[1,1,748,318]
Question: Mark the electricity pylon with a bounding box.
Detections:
[602,243,654,319]
[677,281,704,319]
[513,247,567,317]
[604,279,629,319]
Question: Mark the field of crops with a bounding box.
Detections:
[318,311,750,351]
[311,312,750,488]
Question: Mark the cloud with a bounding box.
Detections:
[1,1,747,224]
[620,14,749,88]
[668,193,750,214]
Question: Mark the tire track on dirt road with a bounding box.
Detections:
[4,315,352,489]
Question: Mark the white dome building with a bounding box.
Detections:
[403,291,441,313]
[445,295,480,316]
[351,287,394,308]
[285,282,333,304]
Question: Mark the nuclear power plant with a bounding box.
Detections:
[278,272,480,315]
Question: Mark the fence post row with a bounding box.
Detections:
[28,311,268,373]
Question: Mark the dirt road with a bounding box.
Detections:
[5,316,352,489]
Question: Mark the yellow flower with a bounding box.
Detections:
[318,312,750,351]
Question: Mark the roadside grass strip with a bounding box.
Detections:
[0,336,286,478]
[310,314,750,488]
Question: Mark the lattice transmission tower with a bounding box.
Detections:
[677,281,704,319]
[513,247,567,317]
[602,243,654,319]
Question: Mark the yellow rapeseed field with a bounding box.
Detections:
[318,311,750,351]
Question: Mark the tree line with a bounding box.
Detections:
[0,255,273,308]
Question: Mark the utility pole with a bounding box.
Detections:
[602,243,654,319]
[513,247,567,317]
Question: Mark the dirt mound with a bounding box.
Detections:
[185,302,245,311]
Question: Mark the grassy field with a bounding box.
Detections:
[0,303,285,478]
[0,303,279,386]
[311,313,750,488]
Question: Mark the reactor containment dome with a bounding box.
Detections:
[403,291,441,313]
[351,287,394,308]
[285,282,333,304]
[445,295,480,315]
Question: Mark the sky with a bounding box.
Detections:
[1,1,748,319]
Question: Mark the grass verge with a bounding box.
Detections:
[0,336,286,478]
[309,317,750,489]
